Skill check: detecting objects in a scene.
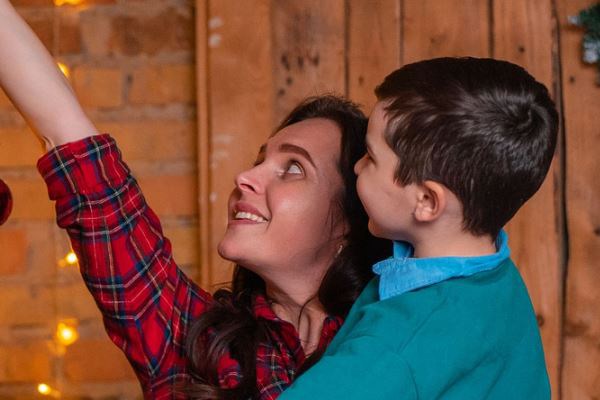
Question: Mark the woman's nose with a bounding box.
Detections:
[234,166,264,194]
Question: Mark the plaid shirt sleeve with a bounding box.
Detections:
[37,134,212,398]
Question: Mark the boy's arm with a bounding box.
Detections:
[0,0,98,148]
[278,335,417,399]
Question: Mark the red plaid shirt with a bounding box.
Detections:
[37,134,343,399]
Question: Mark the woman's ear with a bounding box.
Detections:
[413,180,447,222]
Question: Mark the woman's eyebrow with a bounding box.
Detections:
[278,143,316,168]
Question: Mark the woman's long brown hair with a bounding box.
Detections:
[184,95,391,399]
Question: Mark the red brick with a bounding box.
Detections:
[62,0,115,4]
[0,341,53,382]
[0,228,27,276]
[0,221,56,278]
[3,176,55,220]
[11,0,54,7]
[79,12,111,57]
[55,282,102,321]
[64,338,136,382]
[79,6,193,57]
[0,126,46,167]
[109,8,194,56]
[95,120,196,162]
[163,225,198,266]
[128,64,195,105]
[58,12,82,54]
[0,286,54,325]
[24,222,59,279]
[13,0,115,5]
[72,67,123,108]
[136,173,197,217]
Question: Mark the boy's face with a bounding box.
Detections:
[354,102,419,242]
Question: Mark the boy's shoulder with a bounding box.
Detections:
[344,259,538,351]
[333,259,549,399]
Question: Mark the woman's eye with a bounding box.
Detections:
[285,162,303,175]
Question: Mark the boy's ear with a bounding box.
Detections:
[413,180,447,222]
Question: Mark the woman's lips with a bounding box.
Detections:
[234,211,267,222]
[230,201,268,225]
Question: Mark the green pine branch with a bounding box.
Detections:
[570,3,600,83]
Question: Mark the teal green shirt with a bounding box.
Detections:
[279,258,550,399]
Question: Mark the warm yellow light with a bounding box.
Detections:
[54,0,83,6]
[37,383,52,395]
[57,62,70,79]
[56,320,79,346]
[65,251,78,265]
[37,383,60,398]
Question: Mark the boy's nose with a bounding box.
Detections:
[354,154,366,175]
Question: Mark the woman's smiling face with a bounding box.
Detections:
[218,118,346,283]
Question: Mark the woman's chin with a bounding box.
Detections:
[217,239,243,263]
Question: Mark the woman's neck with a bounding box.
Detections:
[266,284,327,355]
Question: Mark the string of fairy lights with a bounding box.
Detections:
[35,0,82,397]
[37,250,80,398]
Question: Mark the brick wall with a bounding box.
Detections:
[0,1,197,398]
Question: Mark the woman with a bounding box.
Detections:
[0,1,389,399]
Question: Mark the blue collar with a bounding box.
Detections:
[373,230,510,300]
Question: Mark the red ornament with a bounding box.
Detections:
[0,178,13,225]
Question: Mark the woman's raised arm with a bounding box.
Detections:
[0,0,98,149]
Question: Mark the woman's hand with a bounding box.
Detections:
[0,0,99,149]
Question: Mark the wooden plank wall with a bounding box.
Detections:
[195,1,599,398]
[559,0,600,398]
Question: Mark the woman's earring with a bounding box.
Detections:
[336,243,344,256]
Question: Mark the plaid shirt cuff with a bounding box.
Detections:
[37,134,129,200]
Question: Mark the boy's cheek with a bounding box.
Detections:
[355,177,370,206]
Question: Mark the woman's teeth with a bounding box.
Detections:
[235,211,267,222]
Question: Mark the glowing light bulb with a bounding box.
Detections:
[65,251,78,265]
[57,62,70,79]
[56,320,79,346]
[37,383,52,395]
[54,0,83,6]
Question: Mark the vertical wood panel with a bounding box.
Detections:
[193,3,600,397]
[403,0,490,62]
[347,0,401,114]
[206,0,274,287]
[196,0,210,286]
[271,0,346,124]
[558,0,600,398]
[493,0,564,395]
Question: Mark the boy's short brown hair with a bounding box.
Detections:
[375,57,558,237]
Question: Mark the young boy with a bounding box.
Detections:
[279,57,557,399]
